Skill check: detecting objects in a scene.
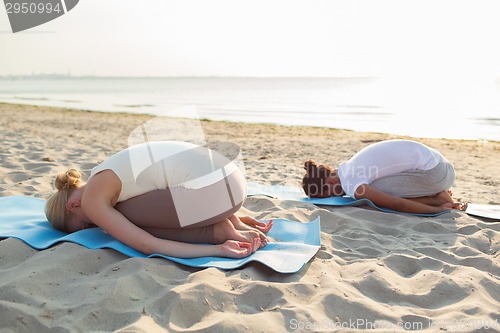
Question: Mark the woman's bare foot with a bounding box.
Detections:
[453,202,468,211]
[441,201,468,211]
[437,190,468,211]
[434,190,454,205]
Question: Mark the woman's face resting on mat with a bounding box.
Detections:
[64,187,96,233]
[301,160,344,198]
[44,169,93,233]
[44,168,272,259]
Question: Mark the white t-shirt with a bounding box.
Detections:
[337,140,443,197]
[90,141,239,202]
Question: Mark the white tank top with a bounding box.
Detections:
[337,140,443,197]
[90,141,239,202]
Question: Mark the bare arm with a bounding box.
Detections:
[82,171,257,258]
[354,184,450,214]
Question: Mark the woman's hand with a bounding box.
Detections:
[228,215,272,246]
[237,215,273,233]
[219,238,261,258]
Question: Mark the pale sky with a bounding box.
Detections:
[1,0,500,79]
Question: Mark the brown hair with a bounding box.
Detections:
[45,169,83,232]
[302,160,333,197]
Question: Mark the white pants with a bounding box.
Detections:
[369,158,456,198]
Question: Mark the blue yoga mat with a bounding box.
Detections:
[0,196,320,273]
[247,182,449,217]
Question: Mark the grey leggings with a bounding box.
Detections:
[115,169,247,228]
[369,159,456,198]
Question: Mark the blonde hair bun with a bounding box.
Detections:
[55,168,82,191]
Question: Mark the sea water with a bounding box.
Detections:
[0,76,498,141]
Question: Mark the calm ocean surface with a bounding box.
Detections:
[0,77,498,141]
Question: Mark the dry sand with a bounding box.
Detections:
[0,103,499,332]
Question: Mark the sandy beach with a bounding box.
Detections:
[0,102,499,332]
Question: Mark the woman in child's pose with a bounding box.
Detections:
[302,139,466,214]
[45,141,271,259]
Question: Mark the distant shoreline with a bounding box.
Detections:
[1,76,498,142]
[0,74,380,80]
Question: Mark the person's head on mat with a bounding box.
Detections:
[44,141,273,259]
[302,139,467,214]
[302,160,344,198]
[45,168,94,233]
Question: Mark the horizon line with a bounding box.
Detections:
[0,74,381,80]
